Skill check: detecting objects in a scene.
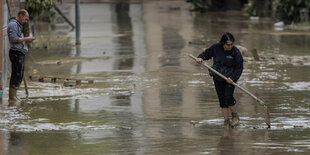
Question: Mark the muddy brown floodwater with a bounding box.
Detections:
[1,1,310,154]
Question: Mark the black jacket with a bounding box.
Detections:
[198,42,243,82]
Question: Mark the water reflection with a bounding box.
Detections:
[113,2,134,70]
[0,131,27,155]
[1,0,310,154]
[160,27,185,67]
[8,132,28,155]
[218,128,236,155]
[74,45,82,74]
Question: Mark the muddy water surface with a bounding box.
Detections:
[1,1,310,154]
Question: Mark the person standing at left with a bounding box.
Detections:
[7,9,35,102]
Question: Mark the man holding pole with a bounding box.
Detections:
[196,32,243,127]
[7,9,35,102]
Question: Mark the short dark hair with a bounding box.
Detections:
[18,9,27,16]
[220,32,235,44]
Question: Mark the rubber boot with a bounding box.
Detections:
[231,112,240,127]
[9,87,21,103]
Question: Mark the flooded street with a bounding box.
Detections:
[1,1,310,154]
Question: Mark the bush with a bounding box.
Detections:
[187,0,210,12]
[274,0,310,23]
[26,0,62,20]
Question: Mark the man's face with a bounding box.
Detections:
[223,40,233,51]
[19,13,29,24]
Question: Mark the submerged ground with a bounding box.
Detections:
[1,1,310,154]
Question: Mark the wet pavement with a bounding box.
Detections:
[1,1,310,154]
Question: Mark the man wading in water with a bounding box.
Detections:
[196,32,243,127]
[7,9,35,103]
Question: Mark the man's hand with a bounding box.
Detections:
[20,37,35,43]
[196,58,203,64]
[226,77,233,84]
[24,37,35,42]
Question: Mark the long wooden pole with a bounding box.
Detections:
[23,76,28,98]
[189,54,271,128]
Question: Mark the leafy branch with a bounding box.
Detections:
[26,0,62,20]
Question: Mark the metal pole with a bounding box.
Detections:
[189,54,271,128]
[75,0,81,45]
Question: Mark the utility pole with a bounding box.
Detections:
[75,0,81,45]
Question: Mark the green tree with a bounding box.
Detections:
[187,0,210,12]
[26,0,62,20]
[274,0,310,23]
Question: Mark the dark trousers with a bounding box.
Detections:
[213,79,236,108]
[9,49,25,88]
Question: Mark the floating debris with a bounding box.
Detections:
[56,60,63,66]
[190,120,200,126]
[29,75,95,88]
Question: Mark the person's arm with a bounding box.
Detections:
[7,23,20,43]
[8,23,35,43]
[19,37,35,43]
[229,50,243,82]
[196,45,215,64]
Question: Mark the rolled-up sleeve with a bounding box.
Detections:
[7,23,20,43]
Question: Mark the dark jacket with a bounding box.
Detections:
[7,17,28,54]
[198,42,243,82]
